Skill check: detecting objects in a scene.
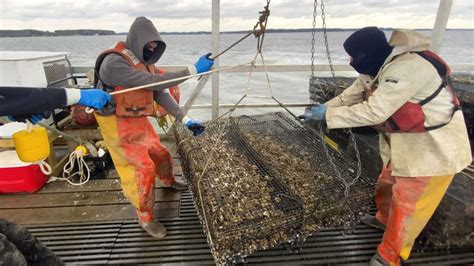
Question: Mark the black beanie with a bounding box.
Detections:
[343,27,393,77]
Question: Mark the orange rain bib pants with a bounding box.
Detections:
[374,163,454,265]
[94,42,177,223]
[95,114,175,223]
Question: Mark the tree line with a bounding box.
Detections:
[0,29,116,38]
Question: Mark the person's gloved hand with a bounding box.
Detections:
[8,114,44,124]
[78,89,111,109]
[182,116,205,136]
[194,53,214,74]
[298,104,327,123]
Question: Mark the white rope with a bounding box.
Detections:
[48,150,90,186]
[37,160,52,175]
[109,63,251,96]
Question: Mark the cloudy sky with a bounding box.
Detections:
[0,0,472,32]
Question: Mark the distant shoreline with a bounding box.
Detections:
[1,28,472,38]
[0,29,116,38]
[162,28,473,35]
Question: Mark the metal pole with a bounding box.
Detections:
[211,0,220,119]
[184,74,211,114]
[431,0,453,53]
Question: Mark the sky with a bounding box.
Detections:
[0,0,473,32]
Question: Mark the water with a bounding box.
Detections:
[1,30,473,120]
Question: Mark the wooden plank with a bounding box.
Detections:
[0,138,14,148]
[173,165,183,176]
[38,179,123,193]
[104,164,182,179]
[0,189,179,209]
[36,177,186,194]
[0,202,180,225]
[63,128,103,140]
[49,152,69,177]
[0,128,59,148]
[104,168,183,178]
[166,144,178,157]
[160,137,178,157]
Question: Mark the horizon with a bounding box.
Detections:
[1,27,473,35]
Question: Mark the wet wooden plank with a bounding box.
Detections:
[0,202,180,225]
[0,189,180,209]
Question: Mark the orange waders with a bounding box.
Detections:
[95,114,175,222]
[374,164,454,265]
[95,41,176,223]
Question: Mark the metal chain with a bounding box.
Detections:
[321,0,363,191]
[310,0,317,78]
[308,0,362,197]
[320,0,335,78]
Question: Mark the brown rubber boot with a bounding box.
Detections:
[361,214,386,231]
[369,252,390,266]
[139,220,167,239]
[164,178,187,191]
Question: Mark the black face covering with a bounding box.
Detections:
[143,48,153,63]
[343,27,393,77]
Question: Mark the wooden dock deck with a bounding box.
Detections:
[0,137,182,225]
[1,135,473,264]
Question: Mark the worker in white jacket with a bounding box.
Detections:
[303,27,472,266]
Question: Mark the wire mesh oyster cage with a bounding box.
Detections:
[174,112,375,264]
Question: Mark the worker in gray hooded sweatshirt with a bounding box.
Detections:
[94,16,213,238]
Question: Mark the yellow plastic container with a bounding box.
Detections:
[12,127,50,162]
[75,145,89,156]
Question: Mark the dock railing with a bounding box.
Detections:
[71,63,474,114]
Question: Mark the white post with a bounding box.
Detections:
[211,0,220,119]
[431,0,453,53]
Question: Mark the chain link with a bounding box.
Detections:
[310,0,317,78]
[320,0,335,78]
[308,0,362,197]
[322,0,362,190]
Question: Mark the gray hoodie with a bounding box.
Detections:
[98,17,196,121]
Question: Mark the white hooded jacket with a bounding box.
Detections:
[325,29,472,177]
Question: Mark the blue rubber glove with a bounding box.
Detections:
[194,53,214,74]
[300,104,327,123]
[78,89,111,109]
[28,114,44,124]
[184,118,205,136]
[8,114,44,124]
